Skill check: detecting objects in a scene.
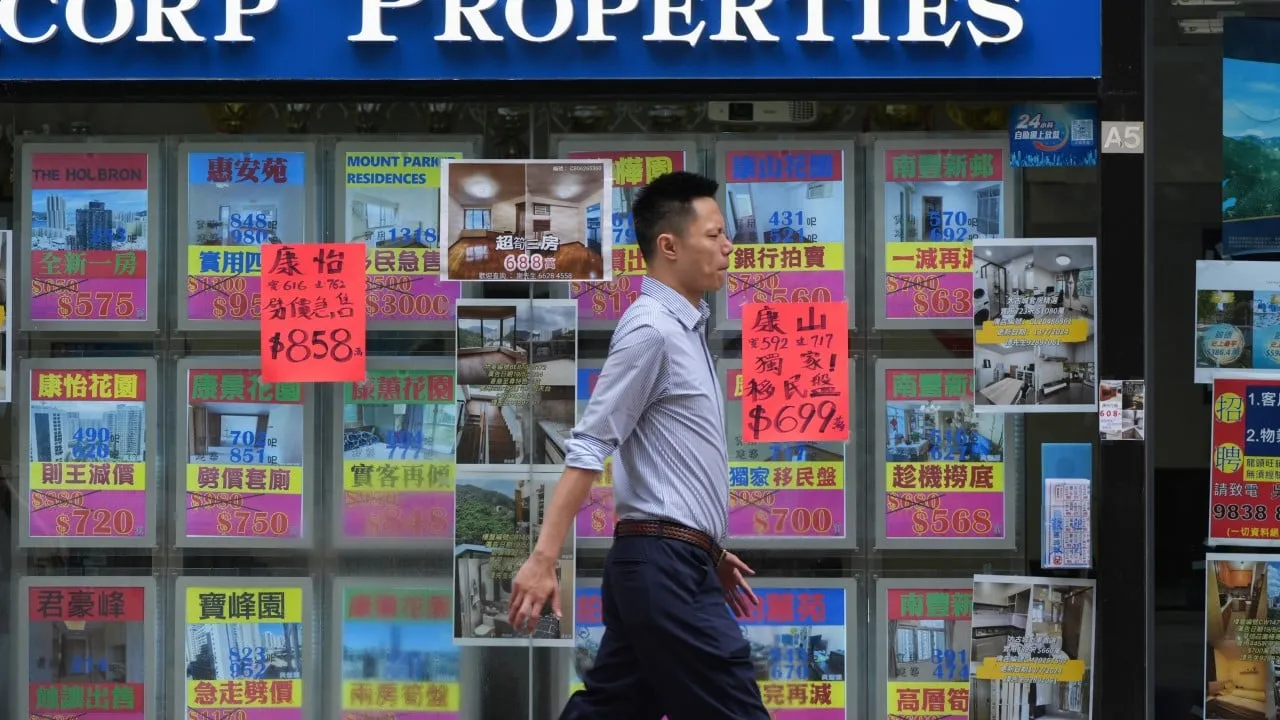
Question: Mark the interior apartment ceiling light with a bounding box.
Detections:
[1055,254,1072,266]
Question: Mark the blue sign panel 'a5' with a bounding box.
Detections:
[1,0,1100,81]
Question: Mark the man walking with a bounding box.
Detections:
[508,171,771,720]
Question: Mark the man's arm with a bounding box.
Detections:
[531,323,667,559]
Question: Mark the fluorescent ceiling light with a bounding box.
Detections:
[1055,254,1072,266]
[1179,18,1225,34]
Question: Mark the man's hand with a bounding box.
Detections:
[508,550,561,633]
[717,551,760,618]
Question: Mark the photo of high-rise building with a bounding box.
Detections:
[30,190,149,252]
[28,400,146,463]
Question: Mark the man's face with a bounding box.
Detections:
[672,196,733,294]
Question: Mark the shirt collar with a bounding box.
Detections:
[641,276,710,332]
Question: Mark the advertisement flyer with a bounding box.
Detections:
[1223,18,1280,258]
[970,575,1096,720]
[1009,104,1099,168]
[454,299,578,468]
[719,360,848,543]
[1194,260,1280,384]
[259,244,367,383]
[179,580,309,720]
[440,159,613,282]
[26,149,153,323]
[1099,380,1145,440]
[334,579,460,719]
[877,362,1008,547]
[338,145,462,325]
[183,147,311,324]
[1204,554,1280,720]
[453,469,574,646]
[1041,443,1093,570]
[878,143,1007,327]
[719,146,848,328]
[24,364,151,544]
[1209,376,1280,545]
[563,147,687,324]
[973,237,1098,413]
[572,582,850,718]
[339,367,457,546]
[180,365,308,545]
[17,578,155,720]
[877,580,972,720]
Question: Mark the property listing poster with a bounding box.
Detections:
[18,578,154,720]
[719,359,848,543]
[564,147,686,323]
[453,469,574,646]
[340,367,457,545]
[1223,18,1280,258]
[878,363,1008,546]
[973,237,1098,414]
[335,580,460,719]
[970,575,1096,720]
[453,299,578,468]
[180,580,309,720]
[1194,260,1280,384]
[26,150,152,322]
[878,580,972,720]
[25,365,150,543]
[572,583,849,718]
[184,147,310,323]
[719,146,847,327]
[1041,443,1093,569]
[440,159,613,282]
[879,143,1006,326]
[339,146,462,325]
[181,366,307,544]
[572,362,616,540]
[1204,554,1280,720]
[1209,376,1280,545]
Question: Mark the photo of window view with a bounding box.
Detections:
[1204,558,1280,720]
[186,153,307,246]
[28,617,144,685]
[455,301,577,466]
[1195,288,1256,375]
[454,473,573,644]
[889,598,970,682]
[185,622,304,681]
[885,399,1004,464]
[343,401,456,461]
[884,175,1003,242]
[187,402,304,465]
[340,610,459,684]
[724,174,844,244]
[1223,19,1280,258]
[443,160,607,280]
[345,181,440,248]
[30,189,149,252]
[974,244,1096,408]
[29,400,146,463]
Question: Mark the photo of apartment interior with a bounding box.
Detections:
[445,162,605,279]
[974,341,1096,408]
[1100,382,1145,441]
[724,176,843,243]
[190,186,300,246]
[342,401,456,460]
[1205,561,1274,720]
[885,401,1004,462]
[347,187,437,247]
[28,619,144,684]
[971,581,1093,720]
[188,402,305,464]
[890,601,971,681]
[884,178,1002,242]
[745,625,846,682]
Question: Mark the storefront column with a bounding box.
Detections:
[1096,0,1152,715]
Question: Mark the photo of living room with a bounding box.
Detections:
[883,170,1003,242]
[442,160,608,281]
[187,401,305,466]
[885,398,1004,464]
[723,152,845,244]
[344,183,438,247]
[342,401,456,461]
[1204,557,1277,720]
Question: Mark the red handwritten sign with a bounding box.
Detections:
[741,301,849,443]
[260,244,366,383]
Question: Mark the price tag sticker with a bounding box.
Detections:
[260,244,366,383]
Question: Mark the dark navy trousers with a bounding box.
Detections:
[560,535,771,720]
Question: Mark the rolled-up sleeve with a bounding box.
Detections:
[563,323,667,471]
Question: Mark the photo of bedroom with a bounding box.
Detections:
[885,398,1004,463]
[1204,557,1278,720]
[441,160,608,281]
[187,401,304,466]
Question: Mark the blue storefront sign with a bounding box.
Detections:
[1009,103,1099,168]
[1,0,1100,81]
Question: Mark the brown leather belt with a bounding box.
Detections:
[615,519,721,561]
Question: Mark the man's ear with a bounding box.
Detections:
[657,232,679,261]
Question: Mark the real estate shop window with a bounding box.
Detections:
[464,208,492,230]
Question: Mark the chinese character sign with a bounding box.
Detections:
[882,367,1005,543]
[884,586,972,719]
[722,149,846,324]
[1204,554,1280,720]
[338,583,459,719]
[28,151,151,321]
[341,370,456,544]
[741,302,850,443]
[722,363,847,541]
[566,149,684,322]
[1041,443,1092,570]
[1010,104,1098,168]
[183,369,306,542]
[1194,261,1280,384]
[1209,377,1280,544]
[260,244,367,383]
[23,583,150,720]
[573,585,848,719]
[26,368,149,542]
[440,159,613,282]
[572,367,618,540]
[341,149,462,323]
[184,150,308,322]
[881,147,1004,323]
[182,584,306,720]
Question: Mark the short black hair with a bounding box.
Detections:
[631,171,720,264]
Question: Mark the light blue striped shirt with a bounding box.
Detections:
[564,276,729,540]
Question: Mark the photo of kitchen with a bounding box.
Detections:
[885,397,1004,463]
[970,576,1095,720]
[1204,556,1279,720]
